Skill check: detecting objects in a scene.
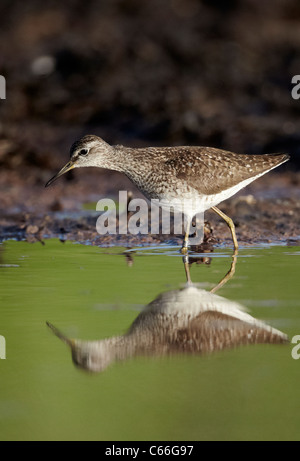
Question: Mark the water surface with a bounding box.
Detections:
[0,240,299,440]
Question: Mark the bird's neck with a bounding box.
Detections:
[90,145,131,173]
[95,329,159,362]
[111,145,151,183]
[95,144,152,190]
[108,145,137,173]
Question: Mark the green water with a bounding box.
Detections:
[0,240,300,441]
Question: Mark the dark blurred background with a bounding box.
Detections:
[0,0,299,212]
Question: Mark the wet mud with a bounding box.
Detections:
[0,170,299,248]
[0,1,299,248]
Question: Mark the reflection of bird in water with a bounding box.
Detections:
[47,254,288,373]
[45,135,290,251]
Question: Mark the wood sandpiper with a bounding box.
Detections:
[45,135,289,251]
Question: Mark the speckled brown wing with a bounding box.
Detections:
[175,311,288,353]
[164,147,290,195]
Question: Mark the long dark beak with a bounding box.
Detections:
[46,321,75,348]
[45,160,75,187]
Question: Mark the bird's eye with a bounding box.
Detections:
[79,148,88,156]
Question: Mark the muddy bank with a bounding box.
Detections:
[0,1,299,247]
[0,171,299,247]
[1,1,300,161]
[0,135,298,247]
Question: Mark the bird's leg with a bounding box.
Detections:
[181,218,191,254]
[211,206,239,250]
[182,254,192,284]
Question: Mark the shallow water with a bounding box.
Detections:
[0,240,300,441]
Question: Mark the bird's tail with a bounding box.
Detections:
[268,153,290,166]
[259,153,290,175]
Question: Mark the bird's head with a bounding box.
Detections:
[46,321,116,372]
[45,135,113,187]
[70,340,116,373]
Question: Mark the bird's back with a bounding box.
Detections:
[116,145,289,201]
[160,146,289,195]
